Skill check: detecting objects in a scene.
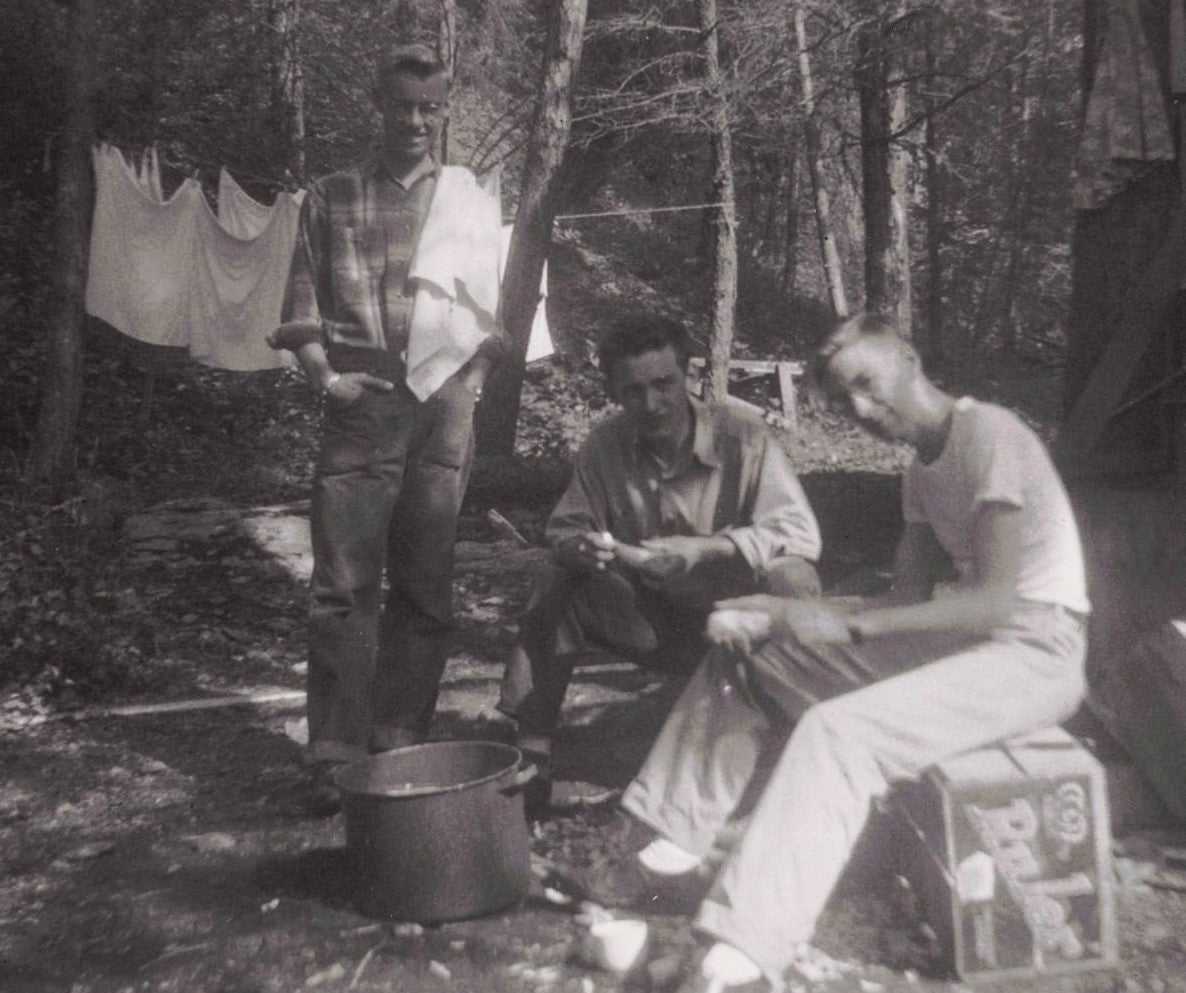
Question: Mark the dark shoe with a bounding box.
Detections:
[308,763,343,817]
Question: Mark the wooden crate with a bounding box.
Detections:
[889,727,1119,982]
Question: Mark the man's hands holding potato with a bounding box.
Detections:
[554,531,619,573]
[556,531,704,585]
[707,594,854,653]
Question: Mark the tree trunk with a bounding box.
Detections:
[269,0,305,182]
[26,0,97,494]
[856,7,910,331]
[437,0,457,163]
[475,0,587,455]
[888,5,913,333]
[921,12,943,365]
[779,144,800,295]
[698,0,738,403]
[793,4,848,319]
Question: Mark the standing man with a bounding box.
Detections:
[270,45,504,814]
[580,314,1090,993]
[496,316,822,816]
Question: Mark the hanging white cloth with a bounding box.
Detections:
[85,144,204,349]
[500,224,554,363]
[85,144,298,371]
[136,146,164,203]
[88,147,552,378]
[189,188,302,371]
[217,167,304,240]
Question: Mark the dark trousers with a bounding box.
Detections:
[497,554,821,740]
[306,348,475,765]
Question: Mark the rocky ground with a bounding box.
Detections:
[4,459,1186,993]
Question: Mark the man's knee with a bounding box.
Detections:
[764,556,821,599]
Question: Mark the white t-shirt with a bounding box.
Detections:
[901,398,1090,615]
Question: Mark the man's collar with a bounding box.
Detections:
[688,396,721,468]
[629,396,720,471]
[363,151,439,189]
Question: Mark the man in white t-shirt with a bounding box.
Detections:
[577,314,1090,993]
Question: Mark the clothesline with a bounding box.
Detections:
[553,201,729,221]
[126,141,725,222]
[86,144,554,374]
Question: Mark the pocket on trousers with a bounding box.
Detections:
[317,389,406,473]
[418,381,476,470]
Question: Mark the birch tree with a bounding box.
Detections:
[793,4,848,319]
[476,0,588,455]
[699,0,738,402]
[855,3,911,329]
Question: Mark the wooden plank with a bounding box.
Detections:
[777,361,799,433]
[688,357,804,375]
[64,689,307,720]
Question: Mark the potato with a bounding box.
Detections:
[612,543,655,568]
[705,609,772,644]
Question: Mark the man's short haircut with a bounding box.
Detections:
[376,44,448,91]
[808,312,911,402]
[596,315,693,378]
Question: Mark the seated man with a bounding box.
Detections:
[584,314,1090,993]
[496,315,822,812]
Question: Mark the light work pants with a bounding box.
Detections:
[497,554,822,739]
[621,601,1087,987]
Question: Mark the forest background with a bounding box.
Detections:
[0,0,1081,704]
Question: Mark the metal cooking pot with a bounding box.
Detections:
[334,740,534,922]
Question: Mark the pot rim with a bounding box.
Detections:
[334,739,524,799]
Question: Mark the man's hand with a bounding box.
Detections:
[554,531,617,574]
[631,534,736,589]
[639,535,709,572]
[714,594,853,646]
[323,371,394,403]
[705,609,773,653]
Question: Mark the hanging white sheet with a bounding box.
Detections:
[85,144,298,371]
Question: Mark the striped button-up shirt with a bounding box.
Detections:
[546,398,821,571]
[270,156,437,355]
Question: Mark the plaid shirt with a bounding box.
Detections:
[271,156,437,355]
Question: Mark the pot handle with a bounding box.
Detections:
[499,761,539,795]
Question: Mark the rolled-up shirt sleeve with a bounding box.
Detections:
[544,445,612,551]
[269,184,327,352]
[723,435,821,569]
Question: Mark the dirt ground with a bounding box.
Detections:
[4,493,1186,993]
